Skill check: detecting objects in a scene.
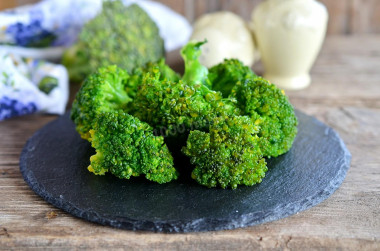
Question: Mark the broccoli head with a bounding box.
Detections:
[132,41,239,135]
[208,58,256,98]
[182,115,267,189]
[62,1,165,82]
[132,70,222,134]
[71,65,132,140]
[125,58,181,102]
[88,111,178,184]
[231,76,298,157]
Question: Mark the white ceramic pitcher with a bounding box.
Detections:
[252,0,328,90]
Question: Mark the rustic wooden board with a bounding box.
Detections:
[2,1,380,35]
[0,35,380,249]
[152,0,380,35]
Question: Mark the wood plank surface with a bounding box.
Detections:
[0,35,380,250]
[153,0,380,35]
[2,0,380,35]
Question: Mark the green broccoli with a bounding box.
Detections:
[181,40,211,87]
[231,77,298,157]
[182,115,267,189]
[71,65,133,140]
[132,71,219,133]
[127,58,181,99]
[131,41,271,189]
[132,41,239,135]
[70,61,174,139]
[62,1,164,82]
[208,59,256,98]
[70,40,298,189]
[205,52,298,158]
[88,111,178,183]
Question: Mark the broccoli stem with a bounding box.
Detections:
[106,81,131,104]
[102,75,132,109]
[181,41,211,88]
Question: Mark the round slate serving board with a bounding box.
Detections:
[20,110,351,233]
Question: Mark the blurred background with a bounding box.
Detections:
[1,0,380,35]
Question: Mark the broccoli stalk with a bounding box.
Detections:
[181,40,211,88]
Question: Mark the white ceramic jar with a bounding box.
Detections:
[252,0,328,90]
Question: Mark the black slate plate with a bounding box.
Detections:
[20,110,351,233]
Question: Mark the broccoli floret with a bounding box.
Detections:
[132,70,222,133]
[88,111,178,183]
[71,65,132,140]
[231,77,298,157]
[62,1,164,82]
[132,41,239,134]
[182,115,267,189]
[145,58,181,83]
[208,59,256,98]
[125,58,180,103]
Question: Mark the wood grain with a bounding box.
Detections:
[319,0,350,34]
[350,0,380,34]
[152,0,380,35]
[2,0,380,35]
[1,35,380,249]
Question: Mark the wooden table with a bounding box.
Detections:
[1,35,379,250]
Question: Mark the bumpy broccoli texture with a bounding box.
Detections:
[88,111,178,184]
[62,1,164,82]
[183,115,267,189]
[231,77,298,157]
[208,59,256,98]
[132,42,239,135]
[71,40,298,188]
[71,65,132,140]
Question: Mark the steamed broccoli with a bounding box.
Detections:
[88,111,178,183]
[62,1,164,82]
[182,115,267,189]
[132,71,220,133]
[71,40,298,189]
[132,41,239,135]
[131,41,269,188]
[71,65,132,140]
[206,56,298,158]
[208,59,256,98]
[71,59,178,140]
[231,77,298,157]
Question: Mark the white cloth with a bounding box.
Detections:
[0,52,68,120]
